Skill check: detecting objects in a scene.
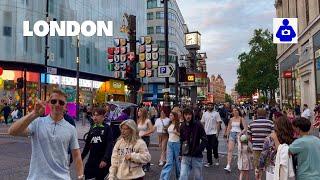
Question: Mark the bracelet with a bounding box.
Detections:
[77,175,84,179]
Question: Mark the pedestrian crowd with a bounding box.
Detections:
[5,88,320,180]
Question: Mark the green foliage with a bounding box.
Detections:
[235,29,278,98]
[225,93,233,103]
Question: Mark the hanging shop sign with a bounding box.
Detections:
[283,71,292,78]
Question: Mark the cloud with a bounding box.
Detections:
[176,0,275,92]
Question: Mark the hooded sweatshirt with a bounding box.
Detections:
[180,120,208,158]
[108,120,151,180]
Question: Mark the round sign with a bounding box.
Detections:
[0,67,3,75]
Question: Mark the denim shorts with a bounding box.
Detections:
[229,132,239,143]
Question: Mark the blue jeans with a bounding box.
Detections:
[179,156,203,180]
[160,141,181,180]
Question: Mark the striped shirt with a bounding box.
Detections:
[247,118,274,151]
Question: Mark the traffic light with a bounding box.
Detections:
[179,67,186,82]
[16,77,24,89]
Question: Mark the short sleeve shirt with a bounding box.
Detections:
[154,118,170,133]
[27,115,79,180]
[201,111,222,135]
[289,136,320,180]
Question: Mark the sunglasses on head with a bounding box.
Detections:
[50,99,66,106]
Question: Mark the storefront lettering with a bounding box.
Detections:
[112,82,122,89]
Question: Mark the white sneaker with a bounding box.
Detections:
[204,163,212,167]
[224,165,231,172]
[159,161,164,166]
[214,159,219,166]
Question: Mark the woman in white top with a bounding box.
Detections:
[224,108,247,172]
[137,107,154,172]
[154,110,171,166]
[160,111,181,180]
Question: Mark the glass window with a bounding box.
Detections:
[147,27,154,35]
[59,39,64,58]
[3,26,12,37]
[36,37,42,53]
[147,0,157,9]
[156,40,165,48]
[24,36,28,52]
[86,47,90,64]
[156,26,164,34]
[147,12,154,20]
[156,11,164,19]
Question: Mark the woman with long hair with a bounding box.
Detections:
[259,114,295,180]
[160,112,181,180]
[224,108,247,172]
[154,110,170,166]
[272,116,295,180]
[137,107,154,172]
[108,119,151,180]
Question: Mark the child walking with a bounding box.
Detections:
[238,134,253,180]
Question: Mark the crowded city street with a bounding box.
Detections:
[1,0,320,180]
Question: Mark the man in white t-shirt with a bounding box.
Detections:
[301,104,311,120]
[201,102,222,167]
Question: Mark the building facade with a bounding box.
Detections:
[209,75,226,103]
[275,0,320,110]
[231,88,240,104]
[144,0,188,104]
[0,0,146,110]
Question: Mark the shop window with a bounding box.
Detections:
[147,27,154,35]
[147,12,154,20]
[59,39,64,58]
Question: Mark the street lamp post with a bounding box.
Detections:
[175,55,179,105]
[76,35,81,124]
[163,0,170,114]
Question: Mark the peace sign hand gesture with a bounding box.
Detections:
[33,99,46,117]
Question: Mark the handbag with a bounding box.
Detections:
[161,120,169,134]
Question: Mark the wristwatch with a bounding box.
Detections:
[77,175,85,180]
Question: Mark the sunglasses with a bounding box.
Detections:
[50,99,66,106]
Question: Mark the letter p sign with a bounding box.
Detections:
[160,67,166,74]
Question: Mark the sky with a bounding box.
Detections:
[176,0,275,93]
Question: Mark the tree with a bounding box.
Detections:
[225,93,233,103]
[235,29,278,100]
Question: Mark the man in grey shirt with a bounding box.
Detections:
[8,89,84,180]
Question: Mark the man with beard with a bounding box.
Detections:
[201,102,223,167]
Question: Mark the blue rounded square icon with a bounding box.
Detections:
[273,18,298,44]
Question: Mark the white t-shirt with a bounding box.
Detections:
[168,124,180,142]
[201,110,222,135]
[154,117,170,133]
[301,108,311,119]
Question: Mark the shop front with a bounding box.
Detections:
[97,79,126,104]
[279,49,300,108]
[0,69,40,115]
